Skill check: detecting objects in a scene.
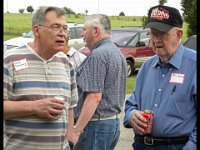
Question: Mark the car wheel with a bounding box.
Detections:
[126,60,134,77]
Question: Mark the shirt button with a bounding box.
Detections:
[162,74,165,77]
[158,89,162,92]
[155,104,158,107]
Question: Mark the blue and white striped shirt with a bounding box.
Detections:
[4,45,78,150]
[124,44,196,149]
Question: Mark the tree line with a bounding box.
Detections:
[18,6,76,15]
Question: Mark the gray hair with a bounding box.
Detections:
[32,6,66,26]
[84,14,111,34]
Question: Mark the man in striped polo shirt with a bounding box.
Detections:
[4,6,78,150]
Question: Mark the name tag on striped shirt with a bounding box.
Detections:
[13,58,29,72]
[169,73,185,84]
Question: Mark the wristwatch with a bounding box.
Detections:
[74,125,84,133]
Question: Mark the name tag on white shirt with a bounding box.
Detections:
[13,58,29,72]
[169,73,185,84]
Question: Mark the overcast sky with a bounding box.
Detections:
[4,0,182,16]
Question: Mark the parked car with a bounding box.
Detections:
[4,23,85,50]
[183,35,196,51]
[79,27,155,76]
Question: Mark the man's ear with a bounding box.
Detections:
[177,29,183,39]
[32,25,40,37]
[93,26,100,36]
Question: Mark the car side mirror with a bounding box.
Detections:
[136,41,146,47]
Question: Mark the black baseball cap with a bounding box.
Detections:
[146,5,183,32]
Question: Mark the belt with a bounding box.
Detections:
[90,114,119,121]
[134,135,189,146]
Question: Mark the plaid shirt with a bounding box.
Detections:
[75,39,127,119]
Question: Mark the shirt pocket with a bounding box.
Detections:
[166,91,192,120]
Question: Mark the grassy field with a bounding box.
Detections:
[4,13,144,40]
[3,13,189,94]
[4,13,189,42]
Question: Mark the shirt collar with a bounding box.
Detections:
[168,44,183,69]
[67,47,76,57]
[91,38,111,51]
[152,44,184,69]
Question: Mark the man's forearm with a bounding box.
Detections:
[67,108,74,130]
[75,93,102,131]
[66,108,74,142]
[4,100,34,119]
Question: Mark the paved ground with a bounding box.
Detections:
[115,112,134,150]
[115,94,134,150]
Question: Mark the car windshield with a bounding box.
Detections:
[111,30,137,47]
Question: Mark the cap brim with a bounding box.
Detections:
[145,22,173,32]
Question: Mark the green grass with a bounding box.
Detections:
[4,13,32,35]
[4,34,20,41]
[4,13,142,36]
[126,75,136,94]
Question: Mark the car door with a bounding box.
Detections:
[127,31,154,68]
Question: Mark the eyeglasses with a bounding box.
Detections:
[38,24,69,33]
[148,29,178,40]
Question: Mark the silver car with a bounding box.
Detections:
[4,23,85,50]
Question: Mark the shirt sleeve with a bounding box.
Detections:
[123,64,145,128]
[4,57,13,100]
[183,126,197,150]
[123,92,139,128]
[183,85,197,150]
[69,67,78,108]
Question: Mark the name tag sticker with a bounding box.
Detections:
[169,73,185,84]
[13,58,29,72]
